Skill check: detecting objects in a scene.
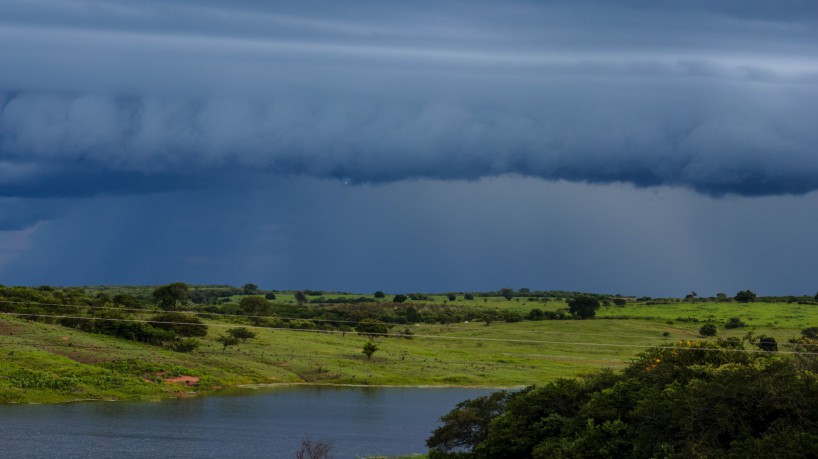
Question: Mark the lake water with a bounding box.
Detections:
[0,385,497,458]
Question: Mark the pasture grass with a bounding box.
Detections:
[0,299,813,404]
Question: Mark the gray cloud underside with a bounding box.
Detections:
[1,0,817,197]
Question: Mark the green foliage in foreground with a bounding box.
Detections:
[428,340,818,459]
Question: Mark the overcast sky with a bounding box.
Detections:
[1,0,817,296]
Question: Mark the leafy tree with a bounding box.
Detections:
[568,295,601,319]
[152,282,189,311]
[757,335,778,352]
[113,294,142,308]
[527,308,545,321]
[405,305,421,323]
[447,294,456,301]
[217,327,255,352]
[356,318,388,337]
[168,338,200,353]
[264,292,277,300]
[428,341,818,458]
[482,311,500,327]
[374,291,386,299]
[294,291,307,305]
[815,291,818,302]
[242,283,259,294]
[427,391,511,452]
[150,312,208,337]
[716,292,728,302]
[393,294,407,303]
[362,341,378,359]
[699,324,717,337]
[239,296,271,316]
[464,293,474,300]
[725,317,747,329]
[227,327,256,341]
[735,290,757,303]
[803,327,818,339]
[216,334,240,352]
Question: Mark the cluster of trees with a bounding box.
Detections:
[0,285,209,353]
[428,340,818,458]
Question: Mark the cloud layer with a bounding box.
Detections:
[1,0,817,198]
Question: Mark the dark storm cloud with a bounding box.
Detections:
[1,0,817,200]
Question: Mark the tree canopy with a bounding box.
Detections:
[428,340,818,458]
[568,295,600,319]
[150,312,207,337]
[152,282,189,311]
[735,290,757,303]
[393,294,407,303]
[355,318,389,337]
[239,296,271,316]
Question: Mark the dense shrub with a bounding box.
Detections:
[757,335,778,352]
[355,318,389,337]
[803,327,818,339]
[428,341,818,458]
[150,312,208,337]
[60,310,175,345]
[699,324,717,336]
[568,295,600,319]
[735,290,757,303]
[167,338,200,353]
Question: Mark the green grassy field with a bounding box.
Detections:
[2,294,814,404]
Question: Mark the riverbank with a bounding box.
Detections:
[1,298,807,404]
[0,385,480,458]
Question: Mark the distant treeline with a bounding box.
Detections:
[2,285,817,351]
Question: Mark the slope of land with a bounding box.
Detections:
[1,286,816,404]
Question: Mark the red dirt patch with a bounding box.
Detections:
[163,375,200,386]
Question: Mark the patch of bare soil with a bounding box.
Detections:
[163,375,200,386]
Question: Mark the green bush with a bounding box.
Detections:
[150,312,208,337]
[167,338,200,353]
[699,324,717,336]
[428,342,817,458]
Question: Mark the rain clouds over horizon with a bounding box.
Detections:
[0,0,817,296]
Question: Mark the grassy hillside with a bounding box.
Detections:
[1,286,816,404]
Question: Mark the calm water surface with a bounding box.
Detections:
[0,386,497,458]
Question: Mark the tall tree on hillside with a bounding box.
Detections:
[568,295,600,319]
[393,294,407,303]
[294,291,307,305]
[239,296,271,316]
[735,290,757,303]
[152,282,189,311]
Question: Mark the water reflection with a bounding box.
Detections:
[0,386,496,458]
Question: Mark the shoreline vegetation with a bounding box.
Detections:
[1,284,817,404]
